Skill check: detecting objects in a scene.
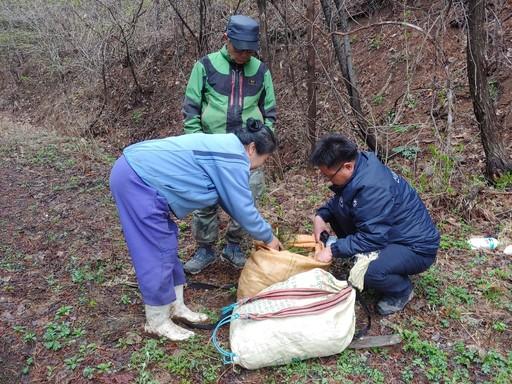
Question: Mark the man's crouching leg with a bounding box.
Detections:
[364,244,435,315]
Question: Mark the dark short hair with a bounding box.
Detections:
[309,134,358,167]
[234,118,277,155]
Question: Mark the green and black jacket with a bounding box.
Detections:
[182,45,276,134]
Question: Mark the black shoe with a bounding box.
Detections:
[376,291,414,316]
[184,247,216,274]
[221,243,246,269]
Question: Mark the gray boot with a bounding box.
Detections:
[221,243,246,269]
[184,246,216,274]
[376,291,415,316]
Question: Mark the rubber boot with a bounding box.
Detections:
[171,285,209,323]
[144,304,194,341]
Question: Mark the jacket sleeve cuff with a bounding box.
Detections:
[262,230,274,244]
[330,241,346,258]
[316,209,332,223]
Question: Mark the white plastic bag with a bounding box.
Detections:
[226,268,356,369]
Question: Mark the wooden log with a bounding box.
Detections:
[348,334,402,349]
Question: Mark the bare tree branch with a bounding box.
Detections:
[166,0,201,54]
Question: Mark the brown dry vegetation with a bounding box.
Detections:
[0,0,511,383]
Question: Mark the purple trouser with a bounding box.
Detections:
[109,155,186,305]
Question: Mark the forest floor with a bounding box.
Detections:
[0,113,511,384]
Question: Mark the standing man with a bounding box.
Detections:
[310,134,440,315]
[182,15,277,274]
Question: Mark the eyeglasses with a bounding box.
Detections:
[326,162,345,181]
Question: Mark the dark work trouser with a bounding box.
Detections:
[364,243,437,298]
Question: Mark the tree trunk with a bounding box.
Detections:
[198,0,209,55]
[257,0,272,70]
[320,0,377,153]
[466,0,511,180]
[306,0,317,150]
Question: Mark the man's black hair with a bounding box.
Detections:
[234,118,277,155]
[309,134,358,167]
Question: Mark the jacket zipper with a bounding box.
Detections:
[230,70,235,108]
[233,67,240,116]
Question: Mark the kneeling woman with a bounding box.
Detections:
[110,120,282,341]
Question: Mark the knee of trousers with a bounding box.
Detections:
[364,268,388,286]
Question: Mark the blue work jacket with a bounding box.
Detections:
[316,152,440,258]
[123,133,273,243]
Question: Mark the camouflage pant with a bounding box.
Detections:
[192,169,265,245]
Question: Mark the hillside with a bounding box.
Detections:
[0,0,511,383]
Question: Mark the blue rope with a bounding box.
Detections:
[211,313,240,364]
[221,302,238,316]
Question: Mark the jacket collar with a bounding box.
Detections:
[328,151,363,193]
[220,45,248,69]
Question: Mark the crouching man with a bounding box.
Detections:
[310,134,440,315]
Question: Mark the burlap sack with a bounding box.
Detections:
[237,235,331,299]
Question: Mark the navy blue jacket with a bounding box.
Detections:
[316,152,440,258]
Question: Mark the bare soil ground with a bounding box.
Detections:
[1,114,511,384]
[1,1,512,383]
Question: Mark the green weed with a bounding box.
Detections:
[488,267,511,280]
[405,96,417,109]
[492,321,507,333]
[439,234,469,250]
[334,350,384,382]
[416,267,442,306]
[401,329,448,381]
[83,366,95,379]
[392,145,420,160]
[130,339,166,384]
[96,362,113,374]
[481,350,512,382]
[0,246,25,272]
[477,278,503,304]
[43,322,71,351]
[470,252,487,267]
[132,110,144,124]
[437,88,447,107]
[391,124,417,133]
[70,261,105,285]
[23,331,37,343]
[12,325,37,343]
[443,286,474,306]
[453,341,480,368]
[420,145,458,194]
[164,336,221,383]
[495,171,512,190]
[65,354,84,370]
[369,36,381,50]
[488,79,499,101]
[401,366,414,383]
[43,306,86,351]
[372,94,384,106]
[21,356,34,375]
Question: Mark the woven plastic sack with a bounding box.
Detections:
[229,268,356,369]
[237,235,331,299]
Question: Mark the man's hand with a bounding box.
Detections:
[266,235,283,251]
[315,246,333,263]
[313,215,330,243]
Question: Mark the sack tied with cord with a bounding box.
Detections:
[210,233,378,370]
